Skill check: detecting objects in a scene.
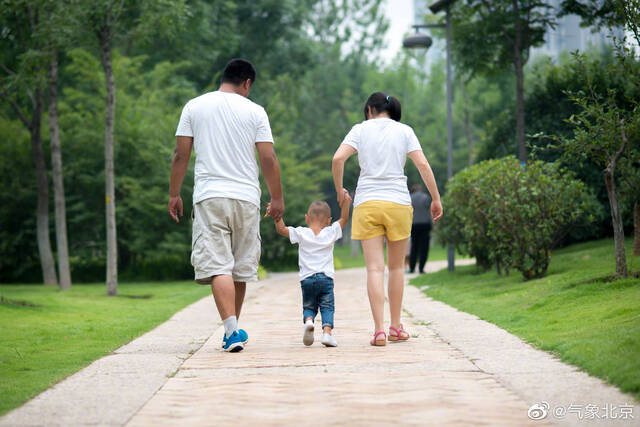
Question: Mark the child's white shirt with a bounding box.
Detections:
[288,222,342,280]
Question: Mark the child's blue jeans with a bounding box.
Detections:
[300,273,334,329]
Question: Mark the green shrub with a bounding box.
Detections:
[438,158,600,279]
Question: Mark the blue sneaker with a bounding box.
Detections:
[222,329,248,348]
[222,331,244,352]
[238,329,248,344]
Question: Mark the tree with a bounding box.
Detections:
[0,1,58,286]
[47,51,72,289]
[450,0,556,162]
[43,0,79,290]
[83,0,188,295]
[559,0,640,276]
[561,62,636,277]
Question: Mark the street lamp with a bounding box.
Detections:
[403,0,457,272]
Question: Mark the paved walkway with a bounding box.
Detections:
[2,261,638,426]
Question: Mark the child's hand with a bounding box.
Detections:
[265,202,272,219]
[338,188,352,207]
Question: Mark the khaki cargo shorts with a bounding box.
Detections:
[191,197,261,285]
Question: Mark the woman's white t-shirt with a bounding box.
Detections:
[341,118,422,207]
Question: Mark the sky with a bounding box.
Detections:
[379,0,415,64]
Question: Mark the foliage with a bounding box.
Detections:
[0,0,390,280]
[438,158,600,279]
[411,238,640,400]
[450,0,555,76]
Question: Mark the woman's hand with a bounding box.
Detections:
[431,199,443,223]
[338,188,352,207]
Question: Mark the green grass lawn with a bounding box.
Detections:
[0,282,209,416]
[411,239,640,401]
[334,243,455,269]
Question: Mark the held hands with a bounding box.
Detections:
[337,188,352,207]
[265,197,284,222]
[168,195,183,223]
[431,199,443,223]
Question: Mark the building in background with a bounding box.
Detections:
[409,0,622,63]
[531,0,623,59]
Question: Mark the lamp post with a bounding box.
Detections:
[403,0,457,272]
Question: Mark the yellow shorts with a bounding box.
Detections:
[352,201,413,241]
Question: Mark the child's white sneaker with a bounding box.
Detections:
[321,333,337,347]
[303,319,314,346]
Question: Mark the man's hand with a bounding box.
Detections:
[431,199,443,223]
[266,197,284,222]
[168,195,183,223]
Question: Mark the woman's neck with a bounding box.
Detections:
[369,112,390,120]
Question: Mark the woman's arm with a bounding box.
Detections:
[332,144,357,205]
[408,150,443,222]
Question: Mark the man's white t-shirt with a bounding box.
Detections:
[288,222,343,280]
[341,118,422,207]
[175,91,273,207]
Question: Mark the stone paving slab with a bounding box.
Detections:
[127,266,547,426]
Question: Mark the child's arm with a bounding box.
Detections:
[274,218,290,238]
[267,202,290,237]
[338,188,352,229]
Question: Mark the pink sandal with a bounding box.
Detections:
[370,331,387,346]
[388,324,410,342]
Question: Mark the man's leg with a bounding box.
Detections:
[234,281,246,319]
[211,274,238,339]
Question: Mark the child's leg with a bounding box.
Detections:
[301,278,318,323]
[318,276,335,334]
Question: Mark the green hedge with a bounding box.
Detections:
[438,158,601,279]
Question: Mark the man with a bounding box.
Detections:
[409,184,432,274]
[168,59,284,352]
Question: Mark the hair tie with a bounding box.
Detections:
[385,95,390,104]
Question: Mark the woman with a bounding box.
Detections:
[332,92,442,346]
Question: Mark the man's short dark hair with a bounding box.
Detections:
[221,59,256,86]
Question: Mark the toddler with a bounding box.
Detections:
[270,190,351,346]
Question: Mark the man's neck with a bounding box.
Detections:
[218,83,244,96]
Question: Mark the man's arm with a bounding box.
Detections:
[256,142,284,222]
[168,136,193,223]
[338,188,352,229]
[408,150,443,222]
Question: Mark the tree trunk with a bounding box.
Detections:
[512,0,527,162]
[461,82,474,166]
[603,169,628,277]
[99,29,118,296]
[31,87,58,286]
[48,52,72,290]
[634,201,640,256]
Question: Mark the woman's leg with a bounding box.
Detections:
[361,235,386,332]
[387,237,409,329]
